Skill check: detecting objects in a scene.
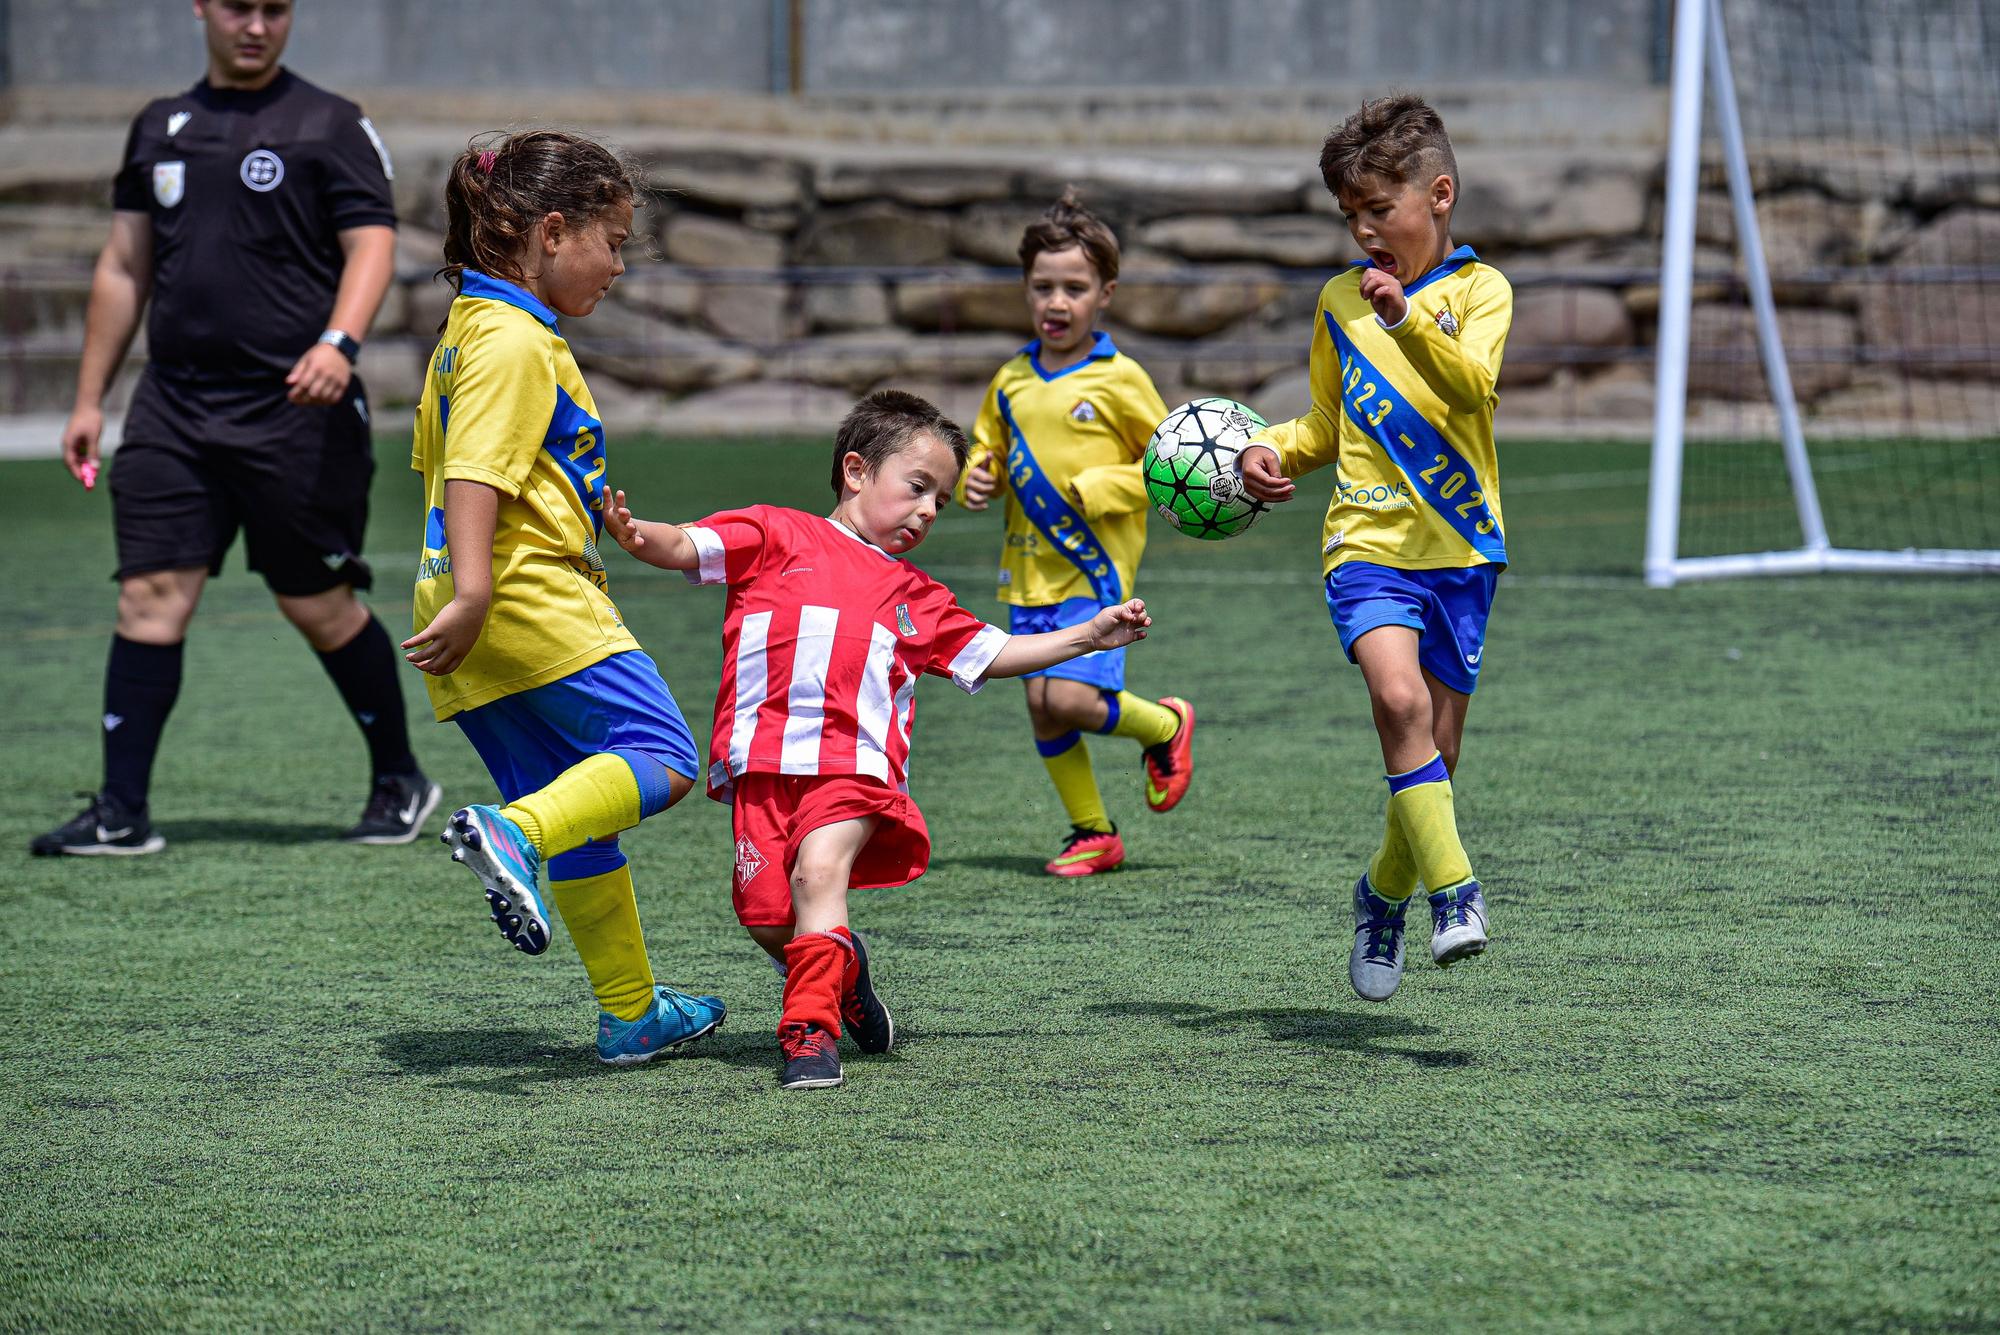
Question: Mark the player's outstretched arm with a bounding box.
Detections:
[984,598,1151,679]
[603,488,699,571]
[404,479,499,675]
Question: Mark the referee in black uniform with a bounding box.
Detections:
[33,0,438,856]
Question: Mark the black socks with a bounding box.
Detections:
[315,615,418,780]
[101,636,184,813]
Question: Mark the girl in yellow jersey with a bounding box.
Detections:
[403,130,725,1065]
[959,192,1195,877]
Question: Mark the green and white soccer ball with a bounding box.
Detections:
[1142,397,1271,541]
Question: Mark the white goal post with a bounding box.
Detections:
[1644,0,2000,586]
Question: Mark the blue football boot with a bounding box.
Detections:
[441,805,550,956]
[597,985,727,1066]
[1429,880,1490,966]
[1349,874,1411,1002]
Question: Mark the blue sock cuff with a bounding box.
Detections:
[1036,730,1083,758]
[549,837,628,880]
[1094,691,1122,735]
[1385,753,1449,794]
[611,748,678,819]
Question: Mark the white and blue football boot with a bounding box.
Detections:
[597,985,726,1066]
[1349,874,1411,1002]
[442,805,550,956]
[1429,880,1489,966]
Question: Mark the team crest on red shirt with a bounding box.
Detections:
[895,603,916,637]
[734,836,766,886]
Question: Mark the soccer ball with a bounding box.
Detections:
[1142,397,1271,540]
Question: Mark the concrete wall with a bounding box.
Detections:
[4,0,1662,93]
[798,0,1662,91]
[2,0,779,92]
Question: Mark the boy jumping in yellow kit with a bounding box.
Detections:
[1240,95,1514,1002]
[959,191,1195,878]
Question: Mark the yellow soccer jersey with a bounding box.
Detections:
[959,332,1168,607]
[1254,247,1513,574]
[410,270,638,720]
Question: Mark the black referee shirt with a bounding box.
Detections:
[113,69,397,385]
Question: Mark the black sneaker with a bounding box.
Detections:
[29,793,165,857]
[342,772,443,845]
[779,1022,844,1090]
[842,929,895,1055]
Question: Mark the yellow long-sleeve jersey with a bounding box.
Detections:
[958,332,1168,607]
[1253,247,1513,575]
[411,270,638,720]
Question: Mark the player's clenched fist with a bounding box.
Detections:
[961,459,998,511]
[1238,444,1296,504]
[1359,266,1410,328]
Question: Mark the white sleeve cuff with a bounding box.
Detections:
[681,525,726,585]
[947,624,1010,693]
[1377,305,1412,333]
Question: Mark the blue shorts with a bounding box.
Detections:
[452,650,700,880]
[1009,597,1125,691]
[1325,561,1500,695]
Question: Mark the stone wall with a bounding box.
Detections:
[2,120,1995,436]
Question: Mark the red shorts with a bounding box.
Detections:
[728,772,931,928]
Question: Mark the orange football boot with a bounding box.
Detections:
[1142,696,1196,813]
[1045,825,1125,877]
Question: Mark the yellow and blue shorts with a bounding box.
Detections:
[452,649,699,878]
[1009,597,1125,691]
[1325,561,1500,695]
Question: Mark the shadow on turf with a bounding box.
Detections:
[927,851,1066,877]
[158,817,346,846]
[1087,1000,1473,1067]
[374,1025,845,1092]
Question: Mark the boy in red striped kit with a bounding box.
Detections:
[603,390,1152,1090]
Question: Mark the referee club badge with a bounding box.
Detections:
[239,149,285,192]
[152,161,185,208]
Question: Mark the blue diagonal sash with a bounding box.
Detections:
[997,390,1125,604]
[1324,313,1507,564]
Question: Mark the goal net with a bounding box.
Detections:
[1646,0,2000,585]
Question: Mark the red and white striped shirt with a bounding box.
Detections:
[684,505,1010,796]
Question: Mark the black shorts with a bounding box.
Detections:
[110,369,376,596]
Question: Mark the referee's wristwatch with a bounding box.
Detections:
[317,329,361,363]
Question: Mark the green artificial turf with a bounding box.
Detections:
[1,434,1994,1331]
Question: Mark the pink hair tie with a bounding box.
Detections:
[476,150,498,174]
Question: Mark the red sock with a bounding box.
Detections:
[781,929,853,1039]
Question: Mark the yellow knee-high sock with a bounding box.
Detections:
[551,865,656,1021]
[1386,753,1474,894]
[1367,801,1421,901]
[1037,731,1112,833]
[502,754,642,860]
[1099,691,1180,748]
